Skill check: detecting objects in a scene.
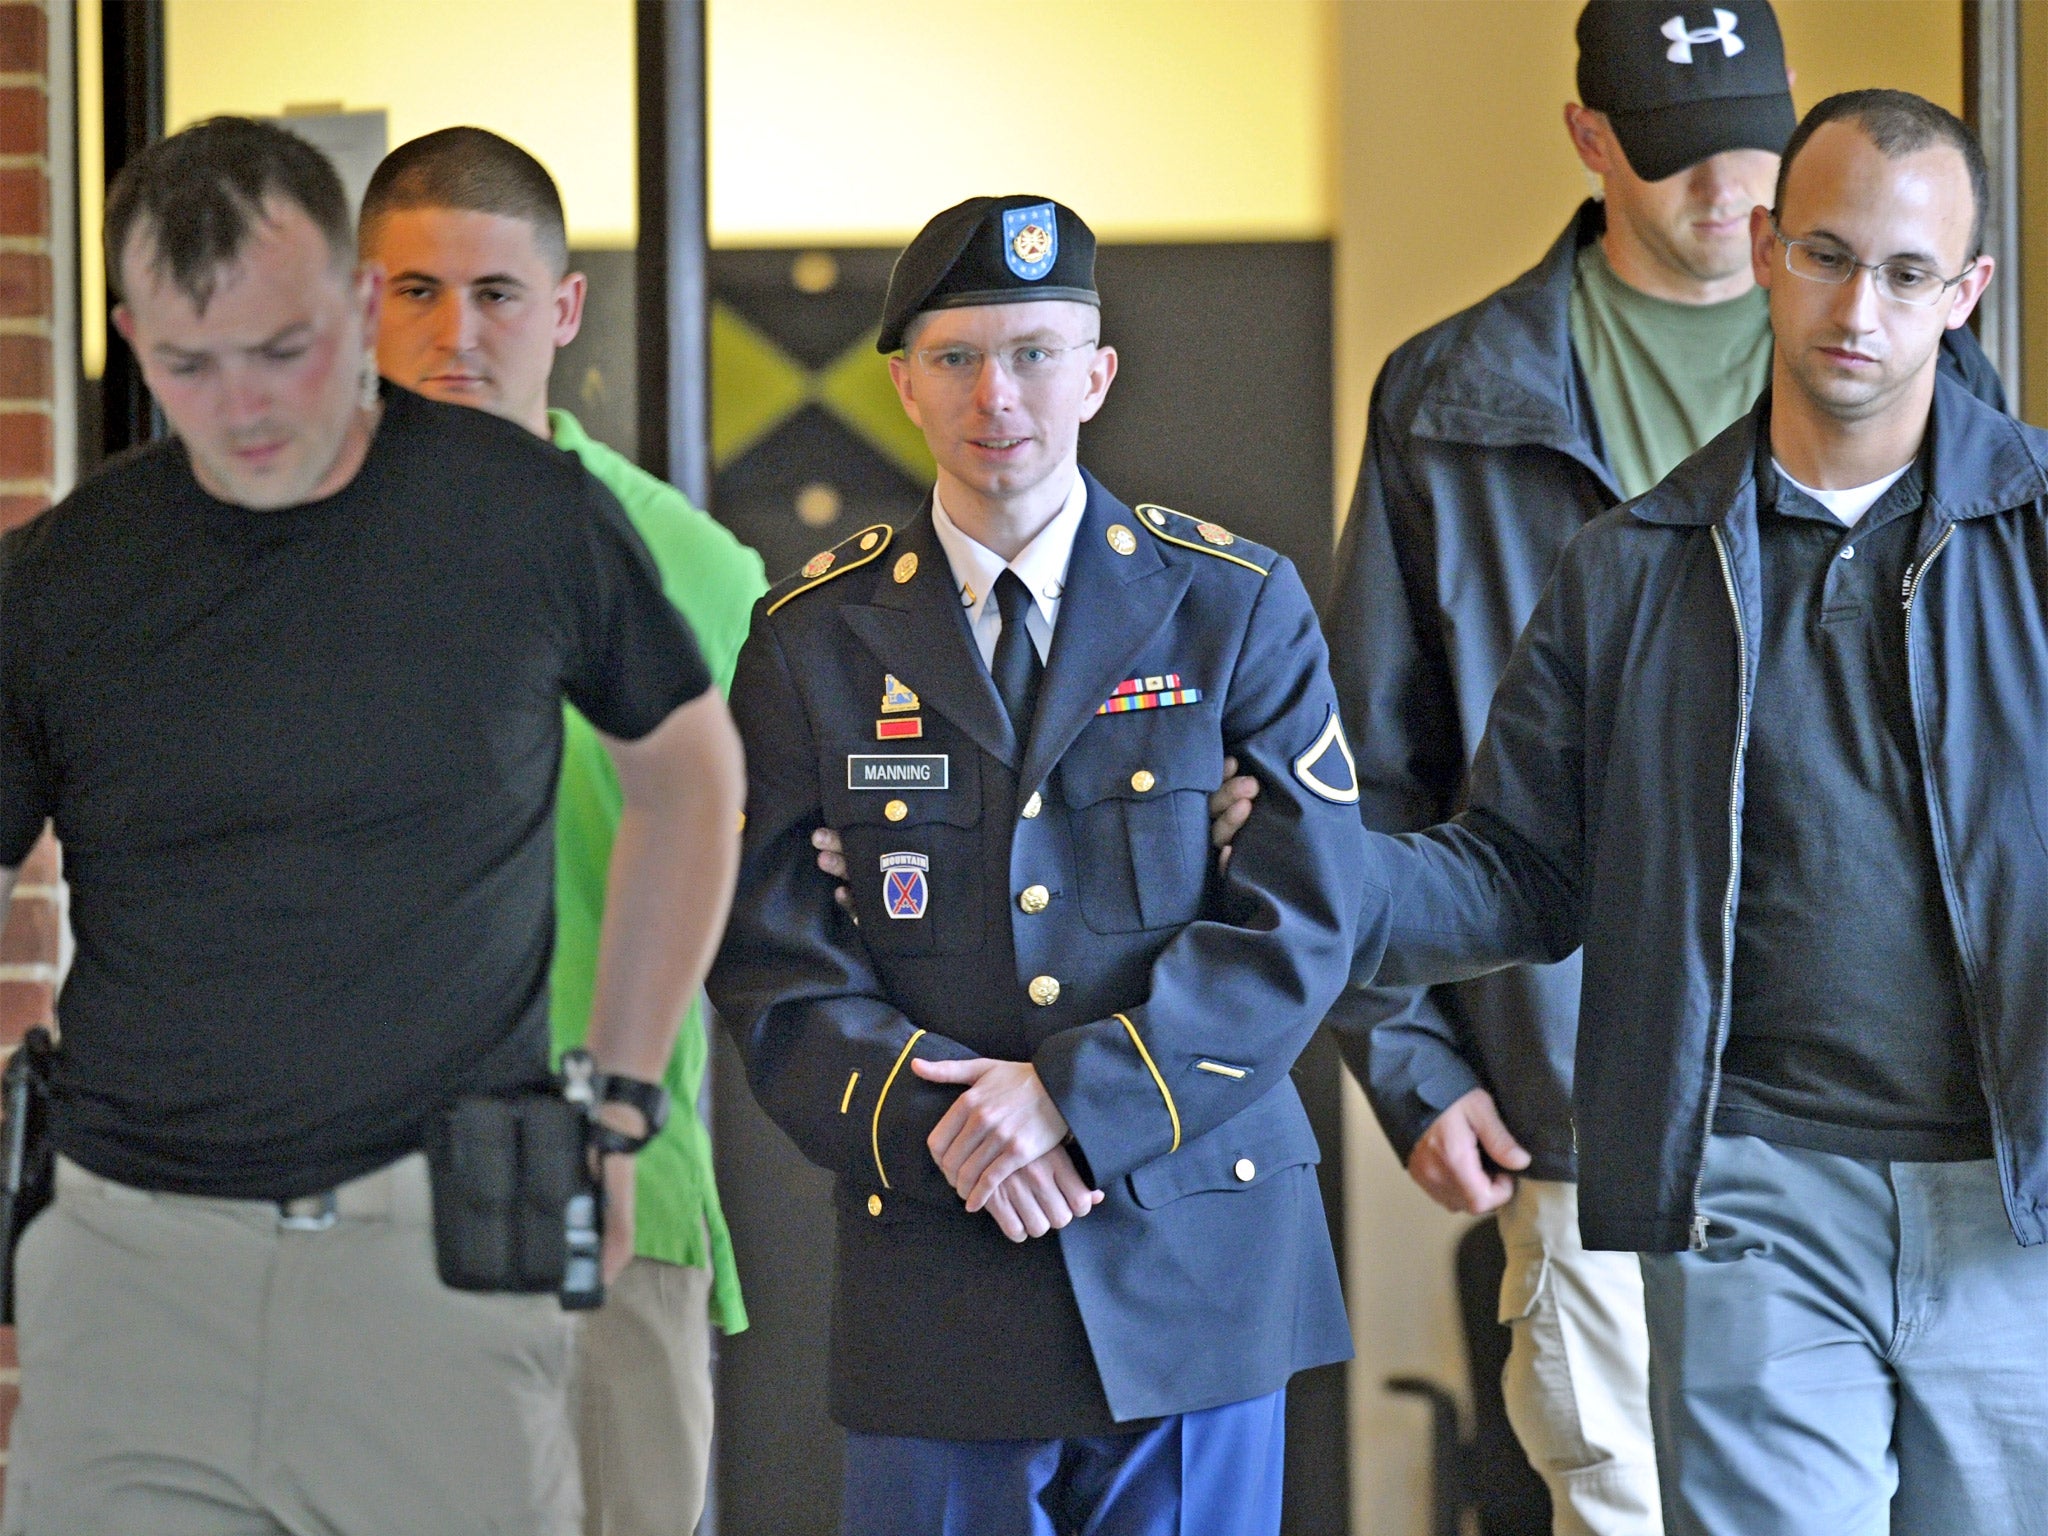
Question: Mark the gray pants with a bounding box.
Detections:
[1643,1134,2048,1536]
[1,1155,580,1536]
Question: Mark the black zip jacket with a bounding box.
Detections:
[1327,201,2006,1179]
[1365,376,2048,1252]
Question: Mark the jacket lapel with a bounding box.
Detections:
[1019,475,1193,795]
[841,511,1019,767]
[1407,200,1620,498]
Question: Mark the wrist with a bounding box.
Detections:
[595,1101,653,1146]
[561,1050,672,1154]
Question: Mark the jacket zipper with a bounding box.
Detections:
[1899,525,2005,1177]
[1900,524,1954,611]
[1695,529,1754,1250]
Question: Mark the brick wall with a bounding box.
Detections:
[0,0,57,1492]
[0,1,43,538]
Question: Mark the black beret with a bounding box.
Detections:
[877,194,1098,353]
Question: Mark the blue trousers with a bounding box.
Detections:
[841,1389,1287,1536]
[1642,1134,2048,1536]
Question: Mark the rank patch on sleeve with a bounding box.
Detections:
[1293,706,1359,804]
[881,852,929,919]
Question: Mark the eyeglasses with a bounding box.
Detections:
[1771,220,1975,308]
[906,341,1098,386]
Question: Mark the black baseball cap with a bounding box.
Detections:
[1577,1,1797,182]
[878,194,1098,353]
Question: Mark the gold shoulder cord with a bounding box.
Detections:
[767,524,896,616]
[1133,504,1270,577]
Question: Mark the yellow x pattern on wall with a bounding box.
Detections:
[710,302,936,484]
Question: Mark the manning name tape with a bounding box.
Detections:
[847,754,950,791]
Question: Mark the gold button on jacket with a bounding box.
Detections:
[867,1193,883,1216]
[884,798,908,822]
[1130,769,1156,793]
[1018,884,1050,914]
[1028,975,1061,1007]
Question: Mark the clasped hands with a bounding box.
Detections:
[911,1056,1104,1242]
[807,760,1264,1243]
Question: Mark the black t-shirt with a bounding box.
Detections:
[0,385,711,1197]
[1718,450,1991,1162]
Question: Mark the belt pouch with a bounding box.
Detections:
[513,1096,584,1290]
[427,1088,593,1296]
[429,1095,522,1290]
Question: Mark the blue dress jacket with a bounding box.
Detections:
[710,472,1362,1436]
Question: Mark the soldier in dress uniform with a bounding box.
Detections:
[707,195,1366,1536]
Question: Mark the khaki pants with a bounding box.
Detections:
[573,1257,715,1536]
[1497,1178,1663,1536]
[1,1155,580,1536]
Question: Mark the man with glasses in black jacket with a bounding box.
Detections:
[1318,7,2001,1534]
[1363,90,2048,1536]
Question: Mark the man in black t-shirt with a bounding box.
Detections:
[0,119,743,1536]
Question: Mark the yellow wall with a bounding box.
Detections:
[706,0,1333,244]
[77,0,101,378]
[79,0,639,377]
[165,0,1332,249]
[2024,1,2048,426]
[117,0,1331,374]
[164,0,637,244]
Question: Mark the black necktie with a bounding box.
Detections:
[990,569,1043,746]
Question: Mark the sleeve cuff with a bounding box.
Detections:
[866,1031,978,1205]
[1036,1014,1181,1187]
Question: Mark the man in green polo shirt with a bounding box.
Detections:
[362,126,766,1536]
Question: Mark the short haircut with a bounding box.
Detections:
[104,116,354,312]
[1773,89,1988,260]
[359,127,569,276]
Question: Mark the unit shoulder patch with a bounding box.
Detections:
[766,524,895,616]
[1133,504,1272,576]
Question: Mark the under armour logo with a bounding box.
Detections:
[1662,8,1744,63]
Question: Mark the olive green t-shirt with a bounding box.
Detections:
[1569,241,1773,499]
[549,409,768,1333]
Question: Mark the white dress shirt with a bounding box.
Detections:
[930,472,1088,669]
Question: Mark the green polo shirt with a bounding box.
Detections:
[549,408,766,1333]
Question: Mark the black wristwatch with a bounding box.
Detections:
[560,1050,673,1155]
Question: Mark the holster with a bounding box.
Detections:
[0,1026,56,1326]
[424,1083,605,1310]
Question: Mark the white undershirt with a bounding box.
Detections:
[930,472,1088,669]
[1772,457,1912,528]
